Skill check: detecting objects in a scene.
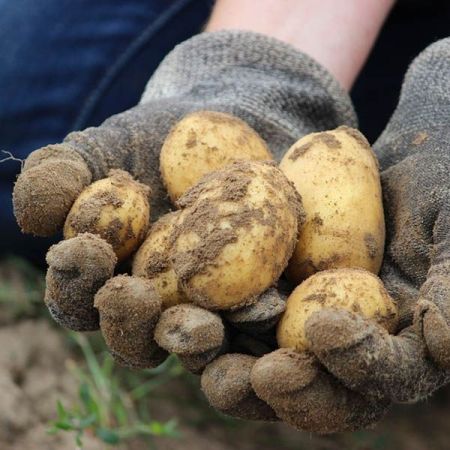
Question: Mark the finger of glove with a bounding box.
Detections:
[224,287,286,334]
[251,348,389,433]
[154,304,225,357]
[417,300,450,370]
[13,145,91,236]
[374,37,450,169]
[45,233,116,331]
[94,274,166,369]
[201,353,278,421]
[305,308,449,402]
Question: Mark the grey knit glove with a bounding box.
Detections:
[264,39,450,426]
[13,31,374,427]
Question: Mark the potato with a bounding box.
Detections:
[280,126,385,284]
[132,211,188,309]
[160,111,273,202]
[64,170,150,262]
[170,160,304,311]
[277,268,398,352]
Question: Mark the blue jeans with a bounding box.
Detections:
[0,0,212,264]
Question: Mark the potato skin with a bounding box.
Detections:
[171,160,304,311]
[277,268,398,352]
[64,170,150,262]
[132,211,188,309]
[160,111,273,202]
[280,126,385,283]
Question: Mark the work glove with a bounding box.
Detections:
[13,31,394,427]
[251,38,450,431]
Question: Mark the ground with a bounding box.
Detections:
[0,259,449,450]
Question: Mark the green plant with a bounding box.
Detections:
[48,333,182,449]
[0,256,46,320]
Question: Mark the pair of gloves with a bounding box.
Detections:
[13,31,450,433]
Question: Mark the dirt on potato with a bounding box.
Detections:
[170,160,304,310]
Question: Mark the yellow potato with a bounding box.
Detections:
[171,160,303,310]
[64,170,150,261]
[277,268,398,352]
[160,111,273,202]
[132,211,188,309]
[280,126,385,284]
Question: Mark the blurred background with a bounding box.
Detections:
[1,258,449,450]
[1,1,450,448]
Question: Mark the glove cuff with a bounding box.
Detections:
[141,30,357,159]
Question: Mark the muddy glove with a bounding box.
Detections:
[254,38,450,428]
[13,31,372,425]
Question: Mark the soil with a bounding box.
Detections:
[0,260,449,450]
[0,314,449,450]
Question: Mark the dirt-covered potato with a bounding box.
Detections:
[64,170,150,262]
[45,233,117,331]
[94,275,166,369]
[160,111,273,202]
[277,269,398,352]
[170,160,304,310]
[280,126,385,283]
[132,211,188,309]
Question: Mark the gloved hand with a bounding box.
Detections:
[250,38,450,431]
[13,30,371,424]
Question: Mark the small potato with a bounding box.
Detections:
[160,111,273,202]
[280,126,385,283]
[132,211,188,309]
[171,160,303,310]
[277,269,398,352]
[64,170,150,261]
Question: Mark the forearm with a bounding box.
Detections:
[206,0,395,90]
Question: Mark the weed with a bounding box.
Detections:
[48,333,181,449]
[0,256,46,320]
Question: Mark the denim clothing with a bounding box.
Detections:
[0,0,212,264]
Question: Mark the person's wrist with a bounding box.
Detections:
[206,0,395,90]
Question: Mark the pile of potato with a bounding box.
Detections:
[35,111,398,427]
